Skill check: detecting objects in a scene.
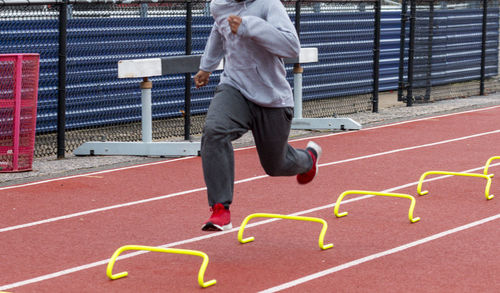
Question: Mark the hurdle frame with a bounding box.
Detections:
[74,48,361,157]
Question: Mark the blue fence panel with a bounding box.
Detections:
[65,16,187,131]
[0,7,498,134]
[0,19,60,133]
[300,11,375,101]
[379,10,405,91]
[412,7,499,88]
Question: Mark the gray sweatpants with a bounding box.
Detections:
[201,84,313,208]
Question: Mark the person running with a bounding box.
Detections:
[194,0,322,231]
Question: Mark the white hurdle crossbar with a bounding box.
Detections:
[74,48,361,157]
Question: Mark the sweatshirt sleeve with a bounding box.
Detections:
[237,1,300,58]
[199,24,225,72]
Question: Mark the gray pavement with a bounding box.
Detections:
[2,93,500,187]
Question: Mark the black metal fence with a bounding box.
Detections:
[398,0,499,106]
[0,0,499,158]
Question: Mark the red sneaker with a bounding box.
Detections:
[297,141,322,184]
[201,203,232,231]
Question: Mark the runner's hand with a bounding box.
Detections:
[228,15,242,34]
[194,70,211,88]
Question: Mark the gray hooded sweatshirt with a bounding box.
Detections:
[199,0,300,108]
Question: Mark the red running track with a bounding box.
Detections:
[1,106,500,292]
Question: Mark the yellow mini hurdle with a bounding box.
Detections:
[334,190,421,223]
[106,245,216,288]
[238,213,333,250]
[417,171,494,200]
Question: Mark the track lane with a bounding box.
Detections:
[2,127,499,231]
[2,155,499,291]
[260,215,500,293]
[1,106,500,291]
[5,183,499,292]
[2,106,500,228]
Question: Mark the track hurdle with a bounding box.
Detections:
[417,171,494,200]
[74,55,222,157]
[74,48,360,157]
[334,190,421,223]
[238,213,333,250]
[106,245,216,288]
[289,49,361,131]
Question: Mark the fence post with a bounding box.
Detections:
[406,0,416,107]
[480,0,488,96]
[295,0,301,34]
[185,0,193,141]
[372,0,381,113]
[424,0,434,101]
[398,0,408,102]
[57,0,68,159]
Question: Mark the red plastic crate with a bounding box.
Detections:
[0,54,40,172]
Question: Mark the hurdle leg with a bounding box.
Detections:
[140,77,153,143]
[483,156,500,176]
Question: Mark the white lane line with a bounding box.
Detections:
[320,129,500,168]
[0,174,265,233]
[0,187,206,233]
[0,196,369,291]
[2,129,500,233]
[259,213,500,293]
[1,163,498,291]
[2,105,499,191]
[0,157,190,191]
